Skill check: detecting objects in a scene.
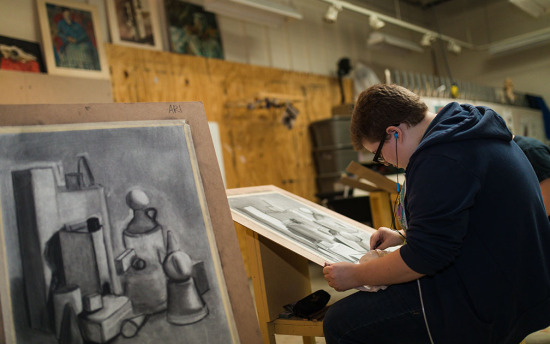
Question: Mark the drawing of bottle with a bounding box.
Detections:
[122,189,167,314]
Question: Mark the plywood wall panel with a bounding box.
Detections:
[106,44,352,201]
[0,70,113,104]
[108,45,211,104]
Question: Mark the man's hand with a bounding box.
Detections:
[323,262,360,292]
[370,227,405,250]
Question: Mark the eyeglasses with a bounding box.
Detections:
[372,124,399,165]
[372,134,390,165]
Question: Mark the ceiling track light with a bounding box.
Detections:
[447,40,462,54]
[324,1,342,23]
[368,32,424,53]
[317,0,473,51]
[420,32,436,47]
[369,15,385,30]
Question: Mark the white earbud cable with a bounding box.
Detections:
[417,279,435,344]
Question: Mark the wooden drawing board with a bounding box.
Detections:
[339,176,381,193]
[0,103,261,344]
[227,185,376,266]
[346,161,401,193]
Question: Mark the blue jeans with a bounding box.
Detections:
[323,280,432,344]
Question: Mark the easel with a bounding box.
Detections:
[228,185,378,344]
[0,103,263,344]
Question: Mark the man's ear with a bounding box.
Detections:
[386,125,401,139]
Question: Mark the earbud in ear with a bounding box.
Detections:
[394,132,398,138]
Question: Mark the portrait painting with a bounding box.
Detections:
[0,120,239,343]
[106,0,163,50]
[227,185,376,266]
[36,0,109,78]
[0,35,46,73]
[164,0,224,59]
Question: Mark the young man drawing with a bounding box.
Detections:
[323,84,550,344]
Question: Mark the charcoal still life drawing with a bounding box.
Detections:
[227,186,375,266]
[0,121,239,343]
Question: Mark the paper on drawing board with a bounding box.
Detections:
[227,187,405,293]
[241,205,323,250]
[227,188,375,266]
[241,204,366,263]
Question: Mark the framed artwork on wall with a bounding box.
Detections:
[164,0,224,59]
[0,35,46,73]
[36,0,110,79]
[106,0,163,50]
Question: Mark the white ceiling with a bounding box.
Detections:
[208,0,550,53]
[338,0,550,48]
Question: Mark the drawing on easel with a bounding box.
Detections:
[227,185,375,266]
[0,121,238,343]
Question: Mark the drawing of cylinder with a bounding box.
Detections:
[53,285,82,338]
[123,221,168,313]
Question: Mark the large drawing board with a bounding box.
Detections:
[227,185,377,266]
[0,103,261,344]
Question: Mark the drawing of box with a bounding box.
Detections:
[79,295,133,343]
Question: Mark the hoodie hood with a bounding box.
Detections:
[414,102,513,157]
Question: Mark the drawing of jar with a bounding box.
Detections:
[122,189,167,314]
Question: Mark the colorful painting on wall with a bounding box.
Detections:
[36,0,109,78]
[0,35,46,73]
[164,0,224,59]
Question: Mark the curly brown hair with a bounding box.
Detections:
[350,84,427,150]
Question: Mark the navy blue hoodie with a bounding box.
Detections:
[400,103,550,343]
